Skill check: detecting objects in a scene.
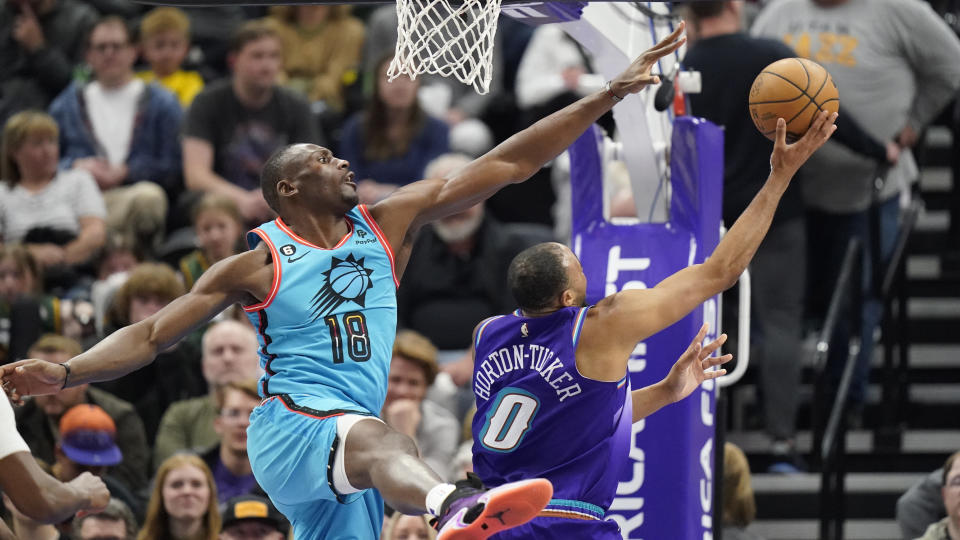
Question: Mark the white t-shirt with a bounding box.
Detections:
[0,169,107,243]
[0,396,29,461]
[84,79,145,166]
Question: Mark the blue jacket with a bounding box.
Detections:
[49,80,182,190]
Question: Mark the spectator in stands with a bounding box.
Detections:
[399,154,552,384]
[0,244,42,362]
[515,25,602,129]
[1,110,107,274]
[14,334,150,493]
[268,5,365,113]
[72,498,138,540]
[359,4,498,158]
[50,16,182,259]
[721,442,765,540]
[0,0,98,122]
[915,450,960,540]
[97,263,202,444]
[752,0,960,427]
[137,7,205,108]
[182,20,321,225]
[340,55,449,200]
[381,512,437,540]
[219,494,288,540]
[684,0,899,468]
[89,234,141,337]
[0,378,109,540]
[898,467,947,539]
[138,453,220,540]
[6,404,142,538]
[382,330,459,481]
[154,320,260,467]
[179,194,245,291]
[201,379,261,503]
[399,153,552,355]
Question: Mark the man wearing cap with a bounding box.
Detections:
[0,389,109,539]
[13,335,149,493]
[220,494,288,540]
[5,403,139,538]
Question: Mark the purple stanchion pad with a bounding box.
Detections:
[569,117,724,539]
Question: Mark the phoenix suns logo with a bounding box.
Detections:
[311,253,374,320]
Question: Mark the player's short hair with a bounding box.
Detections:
[393,330,439,386]
[507,243,569,311]
[260,145,297,214]
[228,20,280,55]
[688,1,726,20]
[943,450,960,486]
[141,7,191,40]
[29,334,83,358]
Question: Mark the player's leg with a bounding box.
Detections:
[336,416,553,539]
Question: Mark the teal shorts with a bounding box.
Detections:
[248,395,384,539]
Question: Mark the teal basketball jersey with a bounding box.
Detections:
[243,205,398,416]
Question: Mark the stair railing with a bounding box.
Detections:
[874,198,921,451]
[810,238,862,540]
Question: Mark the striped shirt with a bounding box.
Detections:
[0,169,106,243]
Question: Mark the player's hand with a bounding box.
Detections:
[69,472,110,513]
[663,323,731,404]
[770,109,838,177]
[0,359,68,405]
[609,21,686,98]
[897,125,919,149]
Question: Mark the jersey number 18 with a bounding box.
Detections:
[323,312,371,363]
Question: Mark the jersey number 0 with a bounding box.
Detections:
[479,389,540,453]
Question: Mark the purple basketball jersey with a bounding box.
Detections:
[471,307,631,538]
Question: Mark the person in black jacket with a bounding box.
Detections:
[683,0,898,470]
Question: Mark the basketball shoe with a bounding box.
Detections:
[433,473,552,539]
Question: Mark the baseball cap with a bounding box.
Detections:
[221,495,288,533]
[58,404,123,467]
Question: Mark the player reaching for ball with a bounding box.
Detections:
[2,24,690,540]
[465,108,837,538]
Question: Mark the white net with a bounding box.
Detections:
[389,0,502,94]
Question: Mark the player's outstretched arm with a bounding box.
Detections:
[369,23,686,244]
[630,324,731,422]
[1,249,269,402]
[582,111,837,370]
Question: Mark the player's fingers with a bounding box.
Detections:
[703,353,733,370]
[700,333,727,359]
[775,118,787,149]
[703,369,728,380]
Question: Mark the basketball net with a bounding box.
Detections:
[390,0,502,94]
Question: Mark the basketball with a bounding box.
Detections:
[329,262,370,299]
[748,58,839,142]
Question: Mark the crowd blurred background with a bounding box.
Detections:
[1,0,959,538]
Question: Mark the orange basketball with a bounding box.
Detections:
[748,58,839,142]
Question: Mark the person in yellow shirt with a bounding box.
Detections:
[137,7,204,108]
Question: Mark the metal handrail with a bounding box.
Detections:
[813,237,862,540]
[717,268,751,388]
[820,238,864,462]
